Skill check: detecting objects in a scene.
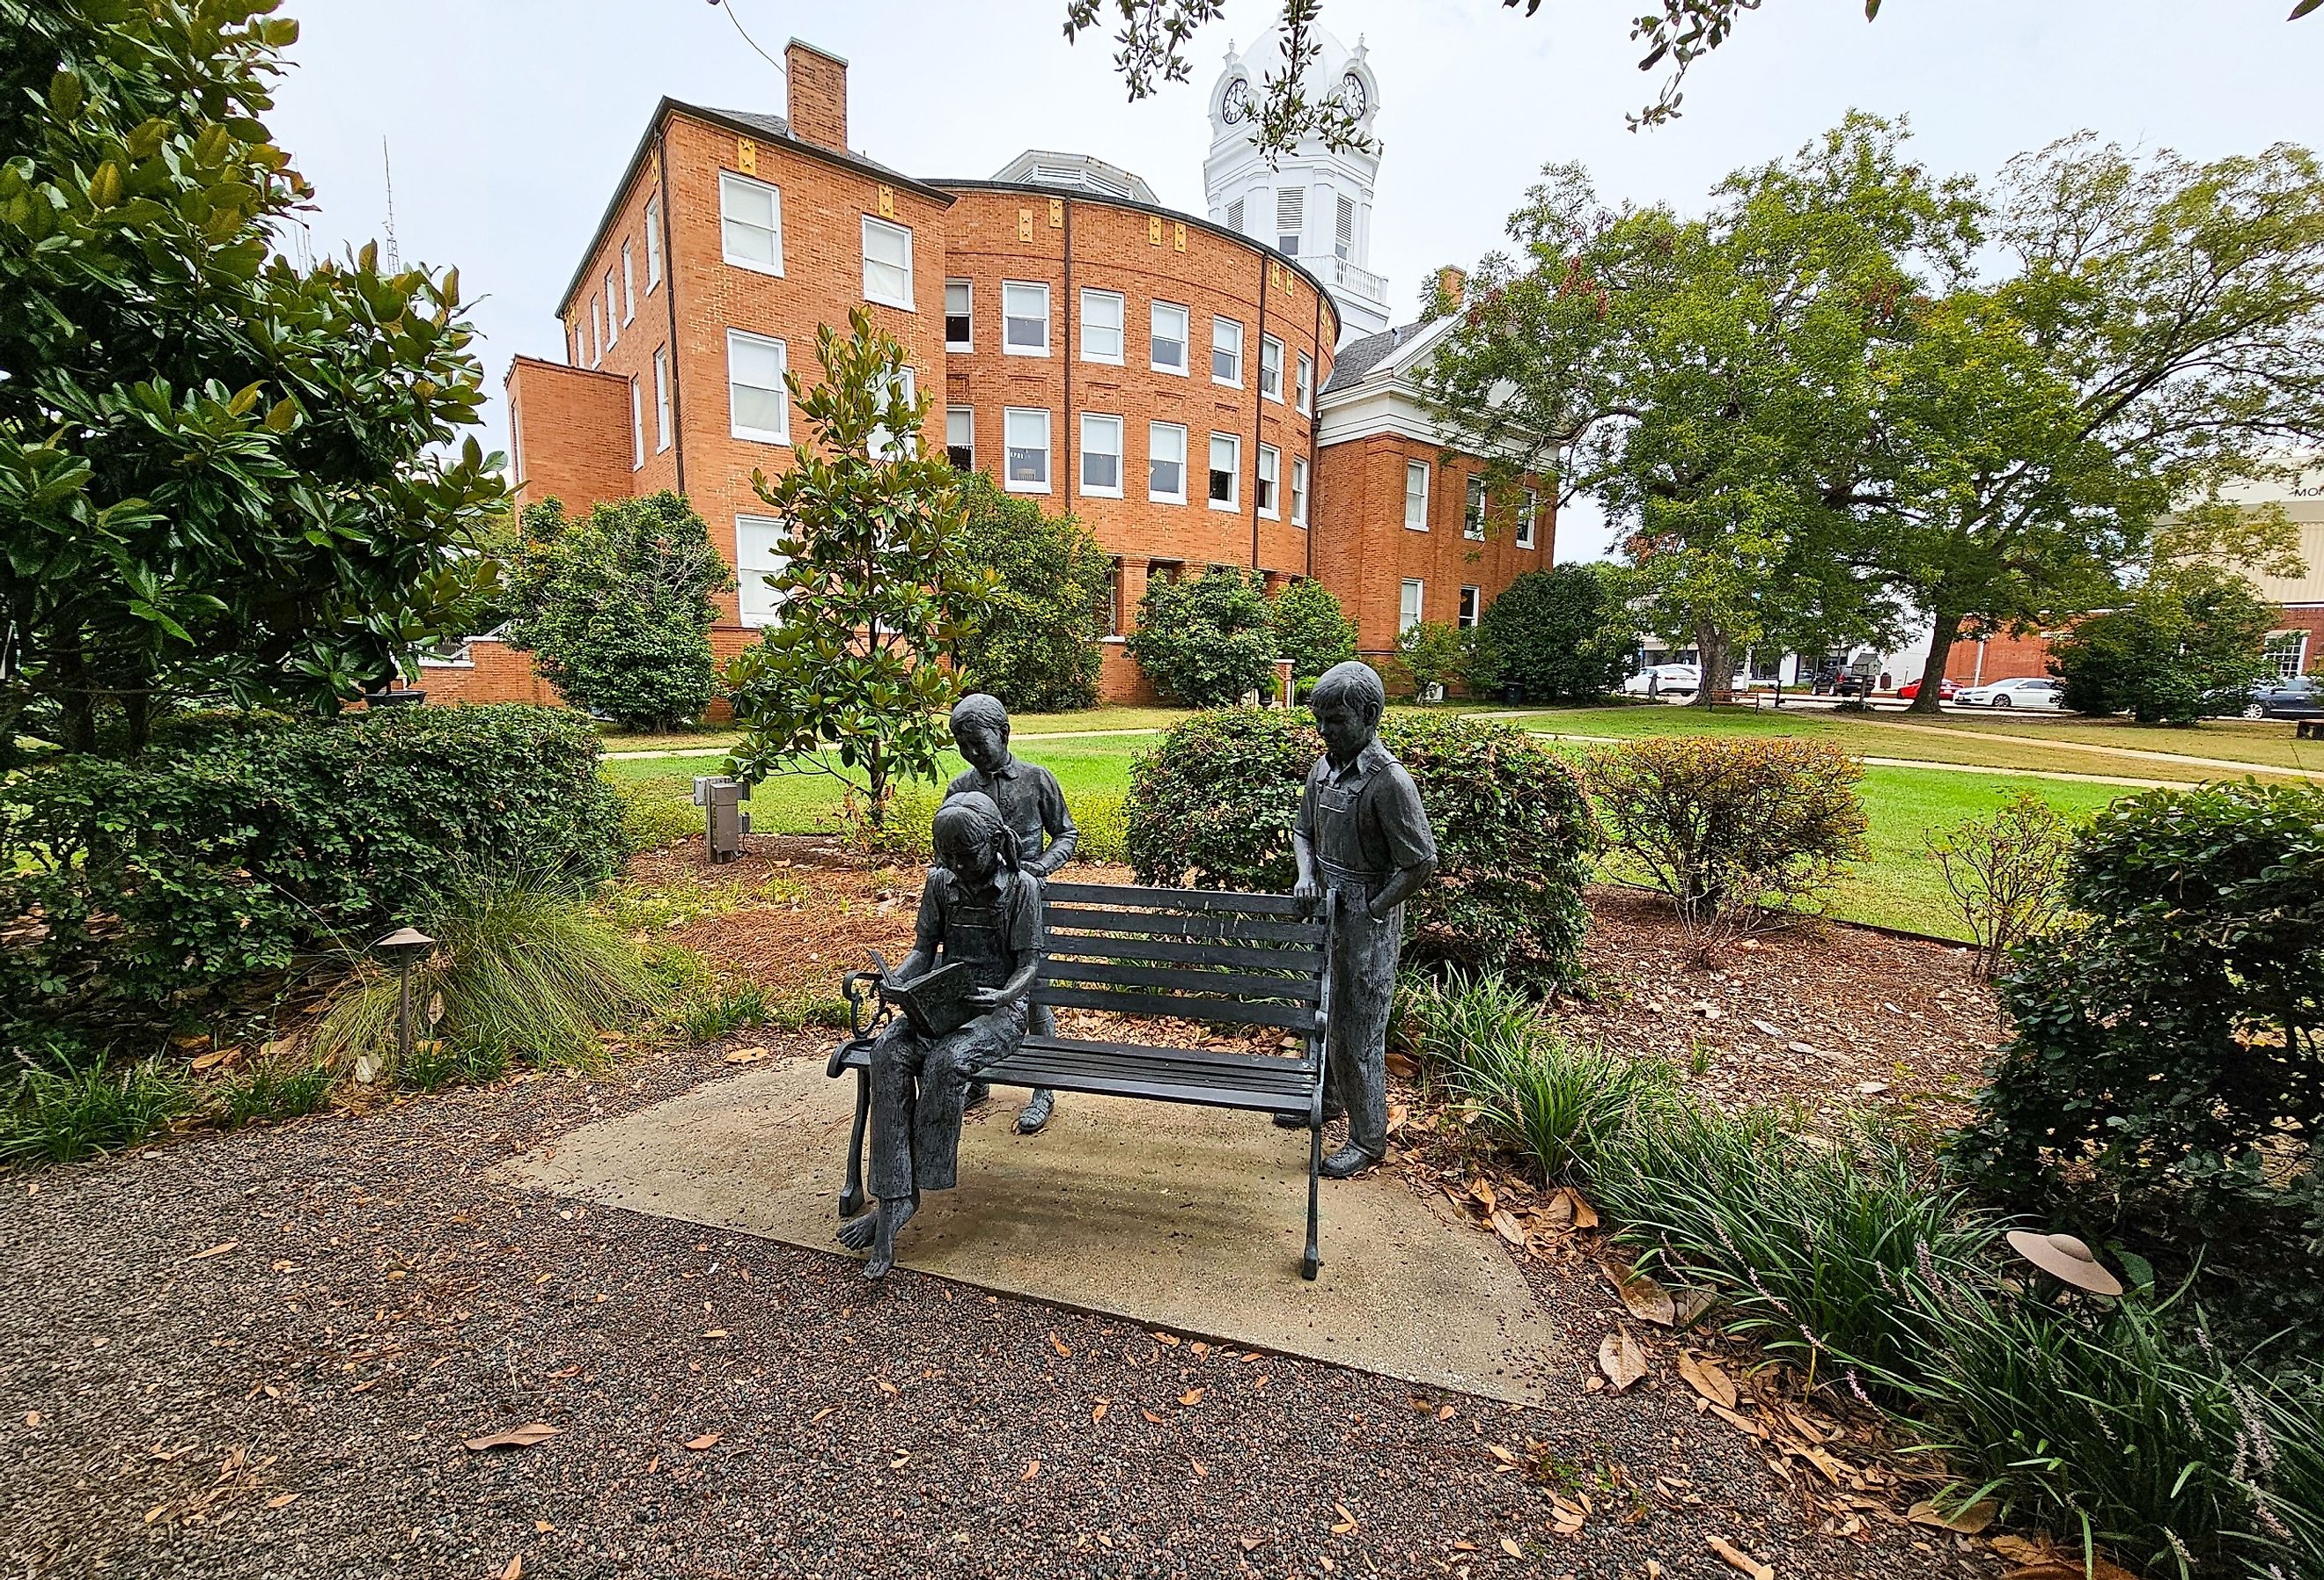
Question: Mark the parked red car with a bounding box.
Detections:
[1896,678,1958,703]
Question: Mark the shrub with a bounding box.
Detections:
[953,473,1111,713]
[1923,793,2077,976]
[1125,568,1278,707]
[0,1056,194,1166]
[1269,580,1357,682]
[0,705,623,1039]
[1467,564,1635,702]
[1124,709,1600,986]
[503,493,734,731]
[311,866,663,1077]
[1588,736,1867,963]
[2051,562,2275,724]
[1954,781,2324,1335]
[1395,620,1469,701]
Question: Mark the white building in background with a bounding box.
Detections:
[1202,33,1391,343]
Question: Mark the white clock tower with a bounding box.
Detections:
[1202,29,1388,343]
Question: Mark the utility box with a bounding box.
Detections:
[692,775,752,863]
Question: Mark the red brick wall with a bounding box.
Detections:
[1309,430,1553,659]
[506,358,634,518]
[406,638,561,706]
[1942,628,2063,685]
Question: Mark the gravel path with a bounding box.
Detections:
[0,1037,1994,1580]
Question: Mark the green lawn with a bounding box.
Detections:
[608,722,2165,941]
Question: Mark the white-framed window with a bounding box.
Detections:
[511,400,525,484]
[1148,421,1187,503]
[1291,456,1309,527]
[589,298,602,365]
[1004,406,1050,492]
[644,198,663,290]
[621,245,635,323]
[1517,488,1538,548]
[1335,195,1355,261]
[735,514,791,627]
[862,216,913,310]
[1003,281,1049,356]
[652,349,672,452]
[1459,586,1482,630]
[1399,578,1424,635]
[603,270,619,347]
[570,320,584,366]
[1296,350,1313,413]
[629,377,644,469]
[1211,316,1244,386]
[1259,335,1285,401]
[1404,459,1430,531]
[1276,187,1305,256]
[720,171,783,275]
[1080,412,1124,496]
[1151,301,1189,375]
[2265,629,2309,680]
[1225,198,1245,234]
[870,366,917,462]
[945,406,974,470]
[1255,444,1280,518]
[1208,432,1240,511]
[1080,289,1125,364]
[725,328,789,444]
[945,280,972,349]
[1464,476,1487,540]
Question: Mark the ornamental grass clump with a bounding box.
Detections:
[1588,736,1867,964]
[313,867,663,1077]
[0,1055,194,1165]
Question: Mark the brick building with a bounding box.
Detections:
[434,33,1549,706]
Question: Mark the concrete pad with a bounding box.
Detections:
[503,1059,1560,1404]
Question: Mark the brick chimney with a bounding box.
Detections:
[784,39,848,152]
[1436,266,1467,311]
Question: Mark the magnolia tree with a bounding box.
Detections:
[0,0,505,756]
[724,310,993,827]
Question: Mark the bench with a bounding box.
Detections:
[826,880,1335,1278]
[2298,718,2323,740]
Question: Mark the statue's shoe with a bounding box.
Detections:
[1320,1145,1381,1179]
[964,1082,992,1110]
[1014,1089,1055,1135]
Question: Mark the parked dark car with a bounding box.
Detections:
[2239,674,2324,720]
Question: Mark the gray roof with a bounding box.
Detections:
[1320,320,1423,393]
[703,107,925,187]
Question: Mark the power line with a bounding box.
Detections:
[706,0,787,80]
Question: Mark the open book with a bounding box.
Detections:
[879,960,979,1038]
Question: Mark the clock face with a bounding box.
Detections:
[1221,77,1253,125]
[1338,72,1367,119]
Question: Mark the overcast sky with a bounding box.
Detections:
[268,0,2320,560]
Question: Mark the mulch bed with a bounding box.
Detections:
[0,840,2019,1578]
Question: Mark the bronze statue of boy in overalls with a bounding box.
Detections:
[945,694,1077,1135]
[836,792,1041,1278]
[1278,661,1437,1178]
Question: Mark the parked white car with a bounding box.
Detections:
[1622,663,1701,697]
[1953,676,2065,710]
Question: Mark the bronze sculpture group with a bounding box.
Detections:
[838,665,1435,1278]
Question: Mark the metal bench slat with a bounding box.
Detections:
[1041,932,1326,973]
[1038,958,1321,1003]
[1042,880,1313,918]
[1035,984,1320,1032]
[1014,1034,1316,1084]
[1044,907,1325,945]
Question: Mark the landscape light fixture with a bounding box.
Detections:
[373,925,437,1075]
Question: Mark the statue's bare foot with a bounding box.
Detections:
[864,1196,917,1279]
[835,1211,879,1252]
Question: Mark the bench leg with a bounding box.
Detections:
[839,1066,870,1219]
[1302,1113,1322,1281]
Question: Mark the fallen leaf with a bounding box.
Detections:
[1676,1351,1738,1412]
[187,1241,238,1262]
[1706,1400,1768,1438]
[1604,1261,1678,1326]
[1671,1285,1717,1326]
[1335,1502,1358,1529]
[1178,1388,1204,1406]
[1021,1459,1041,1481]
[1908,1498,1997,1535]
[1189,1341,1210,1356]
[724,1046,769,1064]
[265,1493,298,1510]
[810,1407,835,1424]
[684,1433,720,1451]
[1500,1538,1522,1558]
[1048,1332,1071,1358]
[1141,1408,1165,1424]
[1152,1331,1180,1347]
[534,1521,555,1534]
[1092,1400,1108,1422]
[1707,1534,1773,1580]
[876,1380,898,1396]
[499,1557,523,1580]
[1562,1188,1600,1230]
[701,1328,729,1340]
[1490,1209,1526,1246]
[1597,1331,1647,1393]
[1239,1534,1266,1551]
[1469,1177,1498,1215]
[22,1412,38,1428]
[1189,1459,1207,1478]
[463,1422,557,1451]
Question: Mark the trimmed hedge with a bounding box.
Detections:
[1,705,622,1035]
[1123,709,1599,985]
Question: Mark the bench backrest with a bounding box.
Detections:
[1033,880,1331,1037]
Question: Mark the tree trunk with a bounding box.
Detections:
[1693,625,1727,709]
[123,691,150,753]
[1908,616,1960,716]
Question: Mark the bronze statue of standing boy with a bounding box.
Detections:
[1278,661,1437,1178]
